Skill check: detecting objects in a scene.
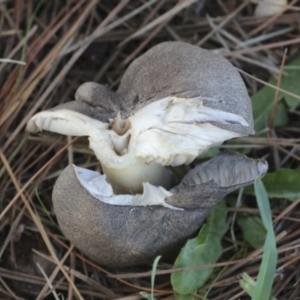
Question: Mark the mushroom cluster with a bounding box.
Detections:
[27,42,267,267]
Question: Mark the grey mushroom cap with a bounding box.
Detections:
[53,153,267,267]
[27,42,257,194]
[26,42,263,267]
[48,42,254,136]
[118,42,254,136]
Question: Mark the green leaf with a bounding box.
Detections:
[199,147,219,159]
[252,179,277,300]
[237,215,266,249]
[244,168,300,200]
[241,180,277,300]
[252,81,288,132]
[174,293,199,300]
[140,292,157,300]
[239,273,277,300]
[140,256,161,300]
[171,201,228,295]
[239,273,257,297]
[280,55,300,111]
[151,256,161,300]
[254,179,273,231]
[35,189,61,232]
[251,53,300,132]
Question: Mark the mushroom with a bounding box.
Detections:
[27,42,268,267]
[254,0,287,17]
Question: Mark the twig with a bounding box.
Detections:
[36,263,60,300]
[223,36,300,57]
[269,48,288,128]
[63,0,157,54]
[237,68,300,101]
[197,0,250,46]
[119,0,198,46]
[0,148,84,300]
[249,0,298,37]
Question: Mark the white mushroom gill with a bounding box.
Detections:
[26,95,250,198]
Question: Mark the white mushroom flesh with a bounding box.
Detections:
[74,165,180,209]
[27,95,251,197]
[254,0,287,17]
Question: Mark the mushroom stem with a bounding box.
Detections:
[101,158,172,194]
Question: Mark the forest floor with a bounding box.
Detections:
[1,0,300,299]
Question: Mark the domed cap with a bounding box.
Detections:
[118,41,254,136]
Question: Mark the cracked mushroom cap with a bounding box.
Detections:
[26,42,265,266]
[27,42,255,194]
[53,153,267,267]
